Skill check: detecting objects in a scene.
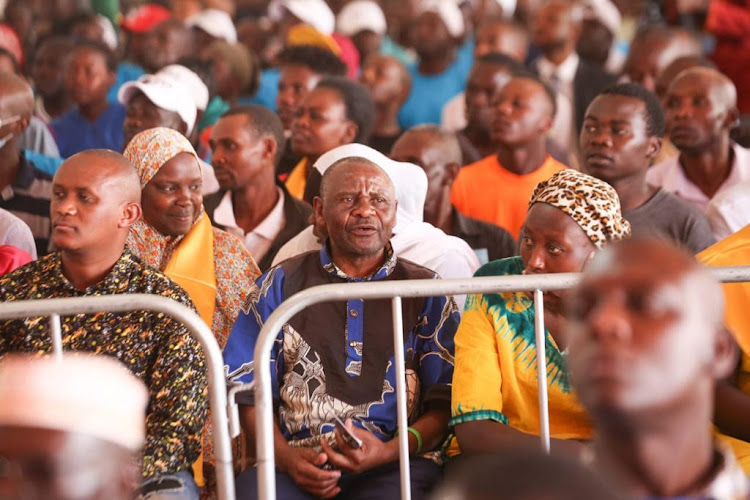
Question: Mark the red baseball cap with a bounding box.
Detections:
[121,3,172,33]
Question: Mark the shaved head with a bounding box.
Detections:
[59,150,141,205]
[671,67,737,111]
[0,71,34,119]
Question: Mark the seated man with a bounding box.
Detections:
[567,239,746,498]
[581,83,715,253]
[0,354,149,500]
[451,75,568,238]
[648,67,750,211]
[225,157,460,500]
[205,105,312,270]
[391,125,516,264]
[0,150,208,499]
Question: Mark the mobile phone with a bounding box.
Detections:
[333,415,363,449]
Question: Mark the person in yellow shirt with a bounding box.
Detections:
[698,224,750,473]
[451,75,567,238]
[450,169,631,458]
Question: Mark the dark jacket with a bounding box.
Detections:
[451,209,517,264]
[572,60,617,135]
[203,183,313,270]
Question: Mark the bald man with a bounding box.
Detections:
[647,67,750,212]
[622,27,703,93]
[225,157,460,500]
[567,239,744,498]
[391,125,516,263]
[0,71,57,256]
[0,150,208,500]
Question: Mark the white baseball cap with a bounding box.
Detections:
[417,0,465,39]
[118,74,198,135]
[186,8,238,43]
[281,0,335,35]
[336,1,387,37]
[0,354,149,451]
[158,64,210,111]
[582,0,621,35]
[494,0,517,18]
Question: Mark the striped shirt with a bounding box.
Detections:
[0,154,53,256]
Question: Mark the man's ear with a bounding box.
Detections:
[119,202,142,229]
[713,328,740,381]
[341,121,358,145]
[646,136,662,164]
[538,114,554,136]
[725,106,741,131]
[263,136,278,163]
[312,196,326,228]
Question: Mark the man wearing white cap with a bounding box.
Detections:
[119,72,220,194]
[225,155,460,500]
[0,354,149,500]
[186,8,238,47]
[278,0,336,37]
[336,0,388,63]
[398,0,472,129]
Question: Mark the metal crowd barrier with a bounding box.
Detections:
[250,266,750,500]
[0,294,235,500]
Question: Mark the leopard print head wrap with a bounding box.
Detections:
[529,169,631,249]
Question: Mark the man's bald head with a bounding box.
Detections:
[51,150,142,255]
[393,125,463,169]
[0,71,34,120]
[655,56,716,101]
[671,66,737,111]
[59,150,141,205]
[567,238,735,418]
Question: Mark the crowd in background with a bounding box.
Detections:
[2,0,750,499]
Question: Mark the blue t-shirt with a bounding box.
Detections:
[107,62,145,103]
[245,68,280,112]
[398,55,472,129]
[51,103,126,158]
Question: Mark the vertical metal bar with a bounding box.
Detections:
[49,314,63,360]
[256,335,277,500]
[392,296,412,500]
[534,289,551,454]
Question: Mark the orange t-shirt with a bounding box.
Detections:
[451,154,567,238]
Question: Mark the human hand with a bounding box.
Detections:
[320,419,398,474]
[276,445,341,498]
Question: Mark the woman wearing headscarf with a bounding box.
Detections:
[449,169,631,459]
[124,127,260,497]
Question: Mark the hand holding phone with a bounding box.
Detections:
[333,416,363,450]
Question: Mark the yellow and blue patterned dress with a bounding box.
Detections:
[448,256,591,456]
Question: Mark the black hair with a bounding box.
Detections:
[509,74,557,120]
[69,39,118,73]
[600,83,666,137]
[277,45,347,77]
[223,105,286,166]
[177,56,217,98]
[316,76,376,144]
[475,52,533,80]
[0,48,20,74]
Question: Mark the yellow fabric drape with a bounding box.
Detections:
[163,214,217,486]
[285,157,308,201]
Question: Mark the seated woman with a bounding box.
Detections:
[450,169,631,458]
[285,76,375,203]
[124,127,261,494]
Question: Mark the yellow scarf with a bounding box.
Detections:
[163,215,216,487]
[285,157,309,200]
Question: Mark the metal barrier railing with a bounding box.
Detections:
[249,266,750,500]
[0,294,235,500]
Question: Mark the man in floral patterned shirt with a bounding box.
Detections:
[0,150,207,500]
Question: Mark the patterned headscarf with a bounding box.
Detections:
[529,169,631,249]
[123,127,200,188]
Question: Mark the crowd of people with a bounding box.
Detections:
[1,0,750,499]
